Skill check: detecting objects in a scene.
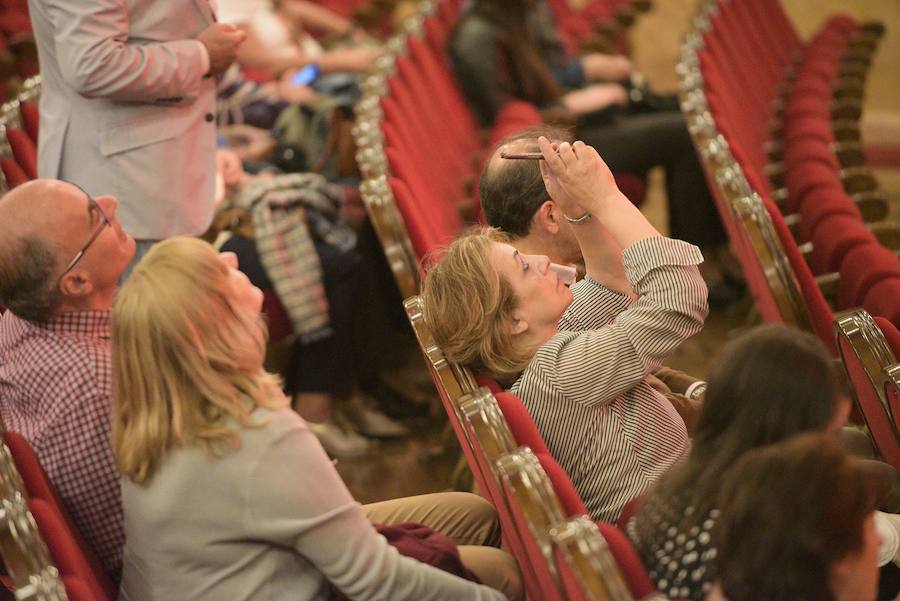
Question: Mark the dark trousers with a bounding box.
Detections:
[221,233,375,398]
[578,110,726,248]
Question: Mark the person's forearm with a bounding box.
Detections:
[577,220,632,295]
[574,191,659,280]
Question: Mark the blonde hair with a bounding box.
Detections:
[112,237,286,484]
[422,227,531,382]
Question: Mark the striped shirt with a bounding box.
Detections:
[510,236,708,523]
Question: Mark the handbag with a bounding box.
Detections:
[328,521,481,600]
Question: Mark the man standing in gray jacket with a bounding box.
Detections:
[28,0,246,272]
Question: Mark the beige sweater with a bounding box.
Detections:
[119,407,505,601]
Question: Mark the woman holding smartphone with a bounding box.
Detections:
[423,138,709,523]
[449,0,736,302]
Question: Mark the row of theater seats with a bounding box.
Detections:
[677,0,900,469]
[351,0,684,598]
[545,0,651,55]
[404,296,664,601]
[0,74,39,191]
[353,0,651,302]
[0,428,116,600]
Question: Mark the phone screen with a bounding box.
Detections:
[290,64,320,86]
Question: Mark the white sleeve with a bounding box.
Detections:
[248,423,508,601]
[44,0,208,102]
[874,511,900,567]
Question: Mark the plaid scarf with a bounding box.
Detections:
[235,173,356,343]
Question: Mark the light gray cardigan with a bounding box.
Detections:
[119,407,505,601]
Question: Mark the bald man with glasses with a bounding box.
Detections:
[0,179,135,581]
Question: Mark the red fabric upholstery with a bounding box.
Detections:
[473,373,502,393]
[489,100,543,146]
[596,522,658,600]
[1,155,29,188]
[29,500,115,601]
[3,432,58,504]
[261,289,292,343]
[613,171,647,207]
[6,127,36,179]
[389,177,444,259]
[3,433,117,600]
[838,243,900,309]
[616,494,645,531]
[798,187,863,242]
[864,278,900,330]
[62,576,98,601]
[783,161,840,214]
[784,138,840,172]
[19,101,38,143]
[809,214,875,275]
[879,317,900,356]
[493,392,549,455]
[537,453,588,517]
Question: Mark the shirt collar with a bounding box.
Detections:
[38,309,112,339]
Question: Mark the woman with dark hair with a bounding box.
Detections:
[628,324,899,601]
[711,433,882,601]
[449,0,734,299]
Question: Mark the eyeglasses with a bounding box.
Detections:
[60,191,111,277]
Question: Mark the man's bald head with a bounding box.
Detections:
[480,126,573,237]
[0,180,105,321]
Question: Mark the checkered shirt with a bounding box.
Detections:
[0,309,124,577]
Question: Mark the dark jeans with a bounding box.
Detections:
[578,110,726,248]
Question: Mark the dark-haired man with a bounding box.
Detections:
[480,129,707,425]
[0,179,135,578]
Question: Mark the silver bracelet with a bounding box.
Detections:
[564,212,592,225]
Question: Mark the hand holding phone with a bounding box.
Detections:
[289,64,320,87]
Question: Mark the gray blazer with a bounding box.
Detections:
[29,0,218,239]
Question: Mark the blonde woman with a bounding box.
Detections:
[112,237,518,601]
[423,138,709,523]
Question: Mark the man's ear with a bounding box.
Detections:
[536,200,560,235]
[58,270,94,300]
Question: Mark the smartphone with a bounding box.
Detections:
[290,64,320,86]
[499,150,544,160]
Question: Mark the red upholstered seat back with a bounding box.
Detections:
[261,288,292,343]
[493,392,549,455]
[537,453,587,517]
[1,155,28,187]
[596,521,658,599]
[3,432,118,601]
[19,101,39,142]
[866,280,900,330]
[6,127,36,179]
